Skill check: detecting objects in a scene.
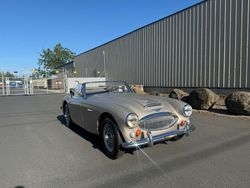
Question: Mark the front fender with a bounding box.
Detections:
[97,104,134,142]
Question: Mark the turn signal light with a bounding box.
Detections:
[180,120,186,127]
[135,129,142,137]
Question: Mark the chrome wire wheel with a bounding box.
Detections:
[103,122,115,153]
[100,117,124,159]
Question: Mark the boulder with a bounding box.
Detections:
[150,91,160,96]
[189,88,219,110]
[131,84,145,94]
[169,89,189,101]
[225,91,250,115]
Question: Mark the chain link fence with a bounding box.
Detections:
[0,75,66,96]
[0,67,106,96]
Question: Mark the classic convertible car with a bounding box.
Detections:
[62,81,193,159]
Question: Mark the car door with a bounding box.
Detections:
[79,82,103,134]
[68,85,85,127]
[79,97,101,134]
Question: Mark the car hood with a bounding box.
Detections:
[88,93,179,118]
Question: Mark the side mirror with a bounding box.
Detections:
[69,88,75,96]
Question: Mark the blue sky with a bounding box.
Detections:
[0,0,202,75]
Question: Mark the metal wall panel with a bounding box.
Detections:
[73,0,250,89]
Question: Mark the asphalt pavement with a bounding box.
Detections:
[0,94,249,188]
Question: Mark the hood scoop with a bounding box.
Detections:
[137,99,162,108]
[143,102,162,108]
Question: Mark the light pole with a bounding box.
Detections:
[13,71,18,80]
[103,50,106,78]
[46,71,48,93]
[1,70,4,95]
[0,65,5,95]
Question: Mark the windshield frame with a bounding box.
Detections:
[81,81,133,97]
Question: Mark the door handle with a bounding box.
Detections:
[87,108,93,112]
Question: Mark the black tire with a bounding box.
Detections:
[64,104,72,127]
[99,117,124,159]
[170,134,184,141]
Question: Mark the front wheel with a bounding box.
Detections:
[64,104,72,127]
[99,118,124,159]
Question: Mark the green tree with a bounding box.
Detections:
[4,71,15,78]
[38,43,75,74]
[32,67,47,78]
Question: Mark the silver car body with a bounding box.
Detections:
[62,81,192,149]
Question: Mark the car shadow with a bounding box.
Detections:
[57,115,103,151]
[57,115,135,156]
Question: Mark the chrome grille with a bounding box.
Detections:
[139,112,178,131]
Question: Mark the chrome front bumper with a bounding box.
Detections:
[122,124,194,149]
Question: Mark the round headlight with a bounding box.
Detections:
[126,113,139,128]
[183,105,192,117]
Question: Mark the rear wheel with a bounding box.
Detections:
[99,118,124,159]
[64,104,72,127]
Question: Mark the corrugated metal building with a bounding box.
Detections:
[71,0,250,89]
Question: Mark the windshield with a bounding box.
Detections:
[84,81,133,95]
